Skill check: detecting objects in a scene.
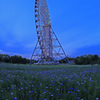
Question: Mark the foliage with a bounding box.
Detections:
[59,57,75,64]
[0,53,100,65]
[0,54,30,64]
[74,54,100,65]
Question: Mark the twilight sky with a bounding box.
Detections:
[0,0,100,58]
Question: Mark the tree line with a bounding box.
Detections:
[0,54,100,65]
[74,54,100,65]
[0,54,30,64]
[59,54,100,65]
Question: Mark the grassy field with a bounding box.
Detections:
[0,63,100,100]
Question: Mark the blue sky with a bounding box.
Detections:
[0,0,100,58]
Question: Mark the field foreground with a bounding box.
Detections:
[0,63,100,100]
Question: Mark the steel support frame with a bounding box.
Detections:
[30,0,69,65]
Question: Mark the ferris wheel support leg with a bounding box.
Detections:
[41,58,43,65]
[52,30,69,63]
[30,41,38,65]
[49,27,52,65]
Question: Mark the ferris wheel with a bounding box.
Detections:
[30,0,69,65]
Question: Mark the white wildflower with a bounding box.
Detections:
[1,90,3,92]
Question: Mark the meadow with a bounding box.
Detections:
[0,63,100,100]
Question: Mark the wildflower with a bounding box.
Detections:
[7,87,9,89]
[14,97,17,100]
[10,88,13,90]
[29,91,31,93]
[44,92,46,94]
[44,99,47,100]
[27,93,29,95]
[61,89,63,91]
[11,93,13,95]
[78,97,80,99]
[40,83,42,86]
[74,93,77,95]
[31,91,33,93]
[71,88,74,90]
[1,90,3,92]
[58,94,60,95]
[74,89,76,91]
[51,94,53,96]
[35,91,37,93]
[46,91,48,93]
[89,77,92,81]
[96,98,99,100]
[68,91,71,93]
[83,90,86,92]
[30,98,32,100]
[81,82,83,84]
[0,80,3,82]
[60,83,63,85]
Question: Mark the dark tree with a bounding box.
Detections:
[94,55,99,60]
[74,54,100,65]
[0,54,2,61]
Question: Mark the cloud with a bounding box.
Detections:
[0,49,31,59]
[59,29,100,57]
[71,44,100,57]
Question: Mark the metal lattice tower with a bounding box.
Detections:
[30,0,69,65]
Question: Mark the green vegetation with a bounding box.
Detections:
[0,63,100,100]
[74,54,100,65]
[0,54,30,64]
[0,54,100,65]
